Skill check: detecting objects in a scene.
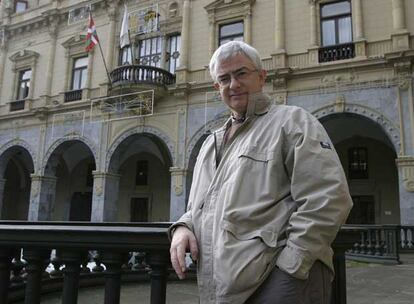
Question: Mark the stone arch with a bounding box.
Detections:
[312,103,400,153]
[185,111,228,169]
[41,136,98,176]
[106,126,175,172]
[0,140,36,176]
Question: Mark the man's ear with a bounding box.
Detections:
[214,82,220,90]
[259,69,267,85]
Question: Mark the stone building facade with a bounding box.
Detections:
[0,0,413,225]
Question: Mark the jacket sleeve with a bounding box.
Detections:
[276,109,353,279]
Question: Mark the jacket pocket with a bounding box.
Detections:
[214,219,283,298]
[238,147,274,163]
[221,219,281,248]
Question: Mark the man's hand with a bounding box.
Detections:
[170,226,198,279]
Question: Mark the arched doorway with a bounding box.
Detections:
[0,146,34,220]
[108,133,172,222]
[321,113,400,224]
[44,140,96,221]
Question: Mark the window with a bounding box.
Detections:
[119,46,133,65]
[136,160,148,186]
[348,147,368,179]
[320,1,352,46]
[167,34,181,73]
[71,57,88,90]
[219,21,244,46]
[347,196,375,224]
[14,0,27,13]
[138,37,162,68]
[16,69,31,100]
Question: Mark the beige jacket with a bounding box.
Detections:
[171,95,352,303]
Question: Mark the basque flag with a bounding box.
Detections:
[85,13,99,51]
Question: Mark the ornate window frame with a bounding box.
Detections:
[8,50,39,111]
[204,0,255,55]
[61,35,94,101]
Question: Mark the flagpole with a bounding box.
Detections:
[97,40,112,90]
[87,11,112,89]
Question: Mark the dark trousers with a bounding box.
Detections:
[245,261,332,304]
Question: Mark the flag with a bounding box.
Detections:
[120,4,130,48]
[85,13,99,51]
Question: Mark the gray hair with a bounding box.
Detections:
[209,41,263,81]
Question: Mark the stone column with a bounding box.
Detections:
[396,157,414,225]
[63,49,71,92]
[106,4,117,73]
[392,0,406,31]
[179,0,190,69]
[352,0,366,57]
[208,16,215,58]
[175,0,191,84]
[169,167,187,221]
[0,41,7,100]
[28,175,57,221]
[83,50,95,100]
[91,171,121,222]
[44,20,58,100]
[244,11,252,45]
[272,0,286,68]
[275,0,285,50]
[391,0,409,50]
[0,179,6,219]
[308,0,319,65]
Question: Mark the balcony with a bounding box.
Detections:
[0,221,357,304]
[109,65,175,97]
[9,100,26,112]
[64,89,83,103]
[319,43,355,63]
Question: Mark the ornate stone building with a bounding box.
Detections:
[0,0,413,225]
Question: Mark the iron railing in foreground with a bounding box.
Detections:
[0,222,357,304]
[344,225,414,264]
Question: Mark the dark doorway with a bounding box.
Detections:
[69,192,92,221]
[130,197,149,222]
[347,195,375,224]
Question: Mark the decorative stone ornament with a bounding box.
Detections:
[396,157,414,192]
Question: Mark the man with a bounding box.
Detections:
[169,41,352,304]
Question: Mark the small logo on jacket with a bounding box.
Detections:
[320,141,332,150]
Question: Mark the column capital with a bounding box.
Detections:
[30,174,57,183]
[92,171,122,179]
[396,156,414,192]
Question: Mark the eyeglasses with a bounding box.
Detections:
[216,67,258,87]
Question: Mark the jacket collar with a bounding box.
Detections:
[214,93,272,134]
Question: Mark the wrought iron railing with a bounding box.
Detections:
[345,225,414,264]
[319,43,355,63]
[110,65,176,87]
[64,89,83,102]
[9,100,25,112]
[0,222,356,304]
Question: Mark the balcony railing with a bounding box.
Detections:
[0,222,357,304]
[64,89,83,103]
[319,43,355,63]
[9,100,25,112]
[110,65,176,87]
[345,225,414,264]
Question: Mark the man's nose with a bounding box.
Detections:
[229,75,241,89]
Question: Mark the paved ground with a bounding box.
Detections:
[20,254,414,304]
